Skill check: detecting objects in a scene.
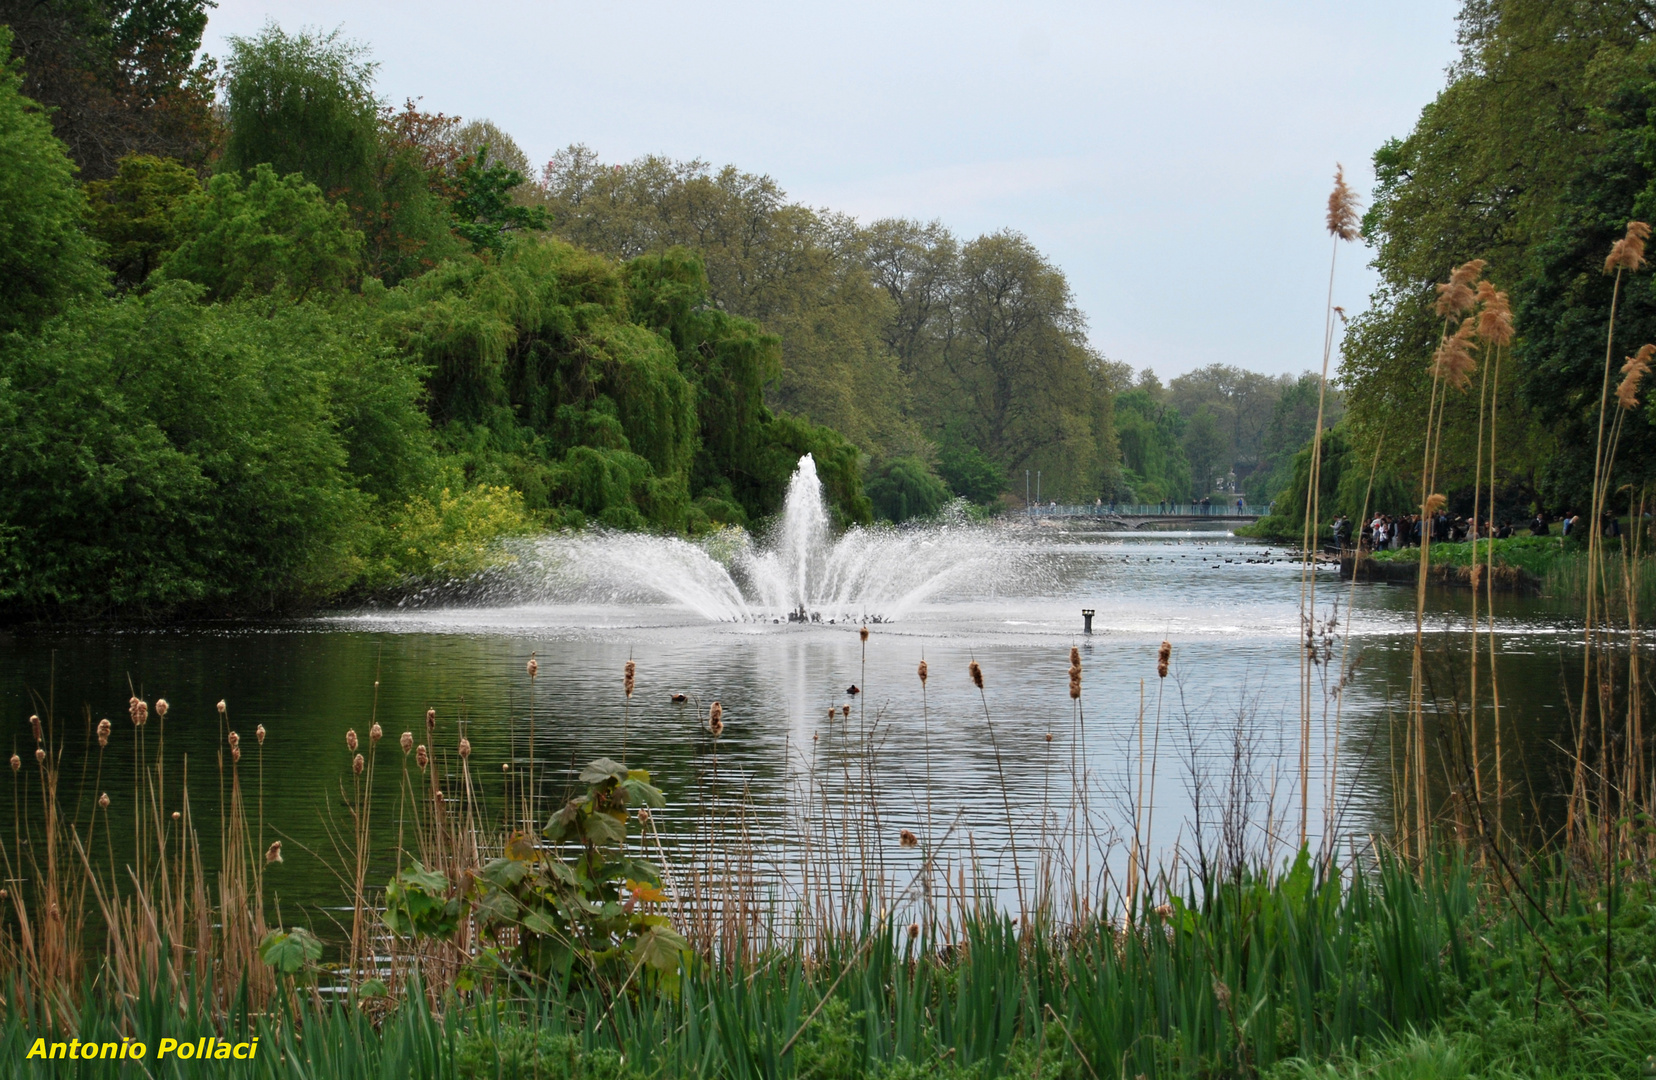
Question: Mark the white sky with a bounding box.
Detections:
[202,1,1462,380]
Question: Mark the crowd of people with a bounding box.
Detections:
[1327,509,1599,551]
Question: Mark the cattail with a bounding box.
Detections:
[899,829,919,848]
[29,715,40,742]
[458,737,471,759]
[98,792,110,809]
[416,744,428,770]
[527,654,538,678]
[1476,281,1514,346]
[1154,903,1173,919]
[155,698,168,719]
[232,746,241,764]
[908,922,921,940]
[1046,731,1054,741]
[171,810,180,821]
[346,729,359,753]
[8,753,17,772]
[1431,318,1479,391]
[353,753,365,775]
[1326,163,1361,241]
[1069,676,1081,701]
[841,704,850,718]
[96,718,110,747]
[710,701,722,726]
[216,699,226,716]
[502,762,510,772]
[425,708,436,731]
[917,659,928,685]
[266,841,283,864]
[624,659,635,699]
[228,731,240,750]
[1157,641,1171,679]
[1425,493,1447,515]
[400,731,414,754]
[34,748,45,765]
[969,660,983,689]
[369,722,383,745]
[1618,344,1655,410]
[860,625,869,643]
[129,698,148,726]
[1606,220,1651,273]
[1070,646,1080,668]
[255,723,266,745]
[1435,259,1486,318]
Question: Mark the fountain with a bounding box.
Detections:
[475,455,1040,622]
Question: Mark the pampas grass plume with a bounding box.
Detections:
[1426,493,1447,515]
[1618,344,1655,409]
[1432,318,1479,391]
[1606,220,1651,273]
[1476,282,1514,346]
[1327,164,1361,241]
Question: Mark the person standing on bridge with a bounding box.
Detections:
[1237,496,1245,514]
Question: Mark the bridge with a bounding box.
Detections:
[1024,502,1268,528]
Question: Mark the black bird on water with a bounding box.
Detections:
[847,684,861,696]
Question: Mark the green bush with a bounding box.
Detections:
[868,457,952,522]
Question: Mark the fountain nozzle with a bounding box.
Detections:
[1082,608,1095,634]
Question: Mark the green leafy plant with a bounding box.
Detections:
[257,926,323,980]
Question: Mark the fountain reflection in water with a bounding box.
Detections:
[487,454,1042,622]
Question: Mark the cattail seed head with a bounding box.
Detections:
[908,921,921,940]
[266,840,283,864]
[228,730,239,750]
[129,698,148,726]
[416,744,428,770]
[369,722,382,744]
[155,698,168,719]
[637,806,651,823]
[917,659,928,685]
[1157,641,1172,679]
[171,810,180,821]
[98,792,109,809]
[527,655,538,678]
[969,660,983,689]
[624,660,635,699]
[425,708,436,731]
[34,748,45,765]
[96,718,111,747]
[231,746,241,764]
[502,761,510,772]
[29,715,40,742]
[1425,493,1447,515]
[8,753,18,772]
[1046,732,1054,741]
[841,704,850,718]
[458,737,471,759]
[1618,344,1655,410]
[1069,678,1081,701]
[899,829,919,848]
[1326,163,1361,241]
[216,699,226,716]
[710,717,724,738]
[353,753,365,775]
[1070,647,1080,668]
[400,731,414,754]
[1606,220,1651,273]
[1431,318,1479,391]
[256,723,266,745]
[709,701,722,725]
[860,625,869,643]
[346,729,359,753]
[1475,281,1514,346]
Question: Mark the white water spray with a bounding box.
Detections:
[482,455,1041,622]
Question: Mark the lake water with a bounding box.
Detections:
[0,459,1594,929]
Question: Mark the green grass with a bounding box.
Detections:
[8,848,1652,1078]
[1368,535,1565,575]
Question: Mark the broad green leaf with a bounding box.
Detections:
[631,924,690,973]
[258,927,322,975]
[579,757,629,785]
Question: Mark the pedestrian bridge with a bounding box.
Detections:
[1025,503,1268,528]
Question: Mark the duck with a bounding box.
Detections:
[846,684,861,696]
[670,693,688,704]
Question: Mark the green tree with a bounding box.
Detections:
[85,153,201,290]
[0,25,105,335]
[450,147,549,254]
[866,457,951,522]
[1183,405,1226,498]
[1115,384,1190,502]
[937,433,1008,505]
[161,164,364,301]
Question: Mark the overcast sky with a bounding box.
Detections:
[202,1,1462,380]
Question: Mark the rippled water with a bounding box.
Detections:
[0,512,1593,925]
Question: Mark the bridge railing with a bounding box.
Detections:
[1026,503,1269,518]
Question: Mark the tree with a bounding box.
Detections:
[866,457,951,522]
[1167,364,1291,481]
[161,164,364,302]
[1183,405,1226,498]
[450,148,549,254]
[0,25,105,335]
[0,0,217,179]
[1115,387,1190,502]
[85,153,202,290]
